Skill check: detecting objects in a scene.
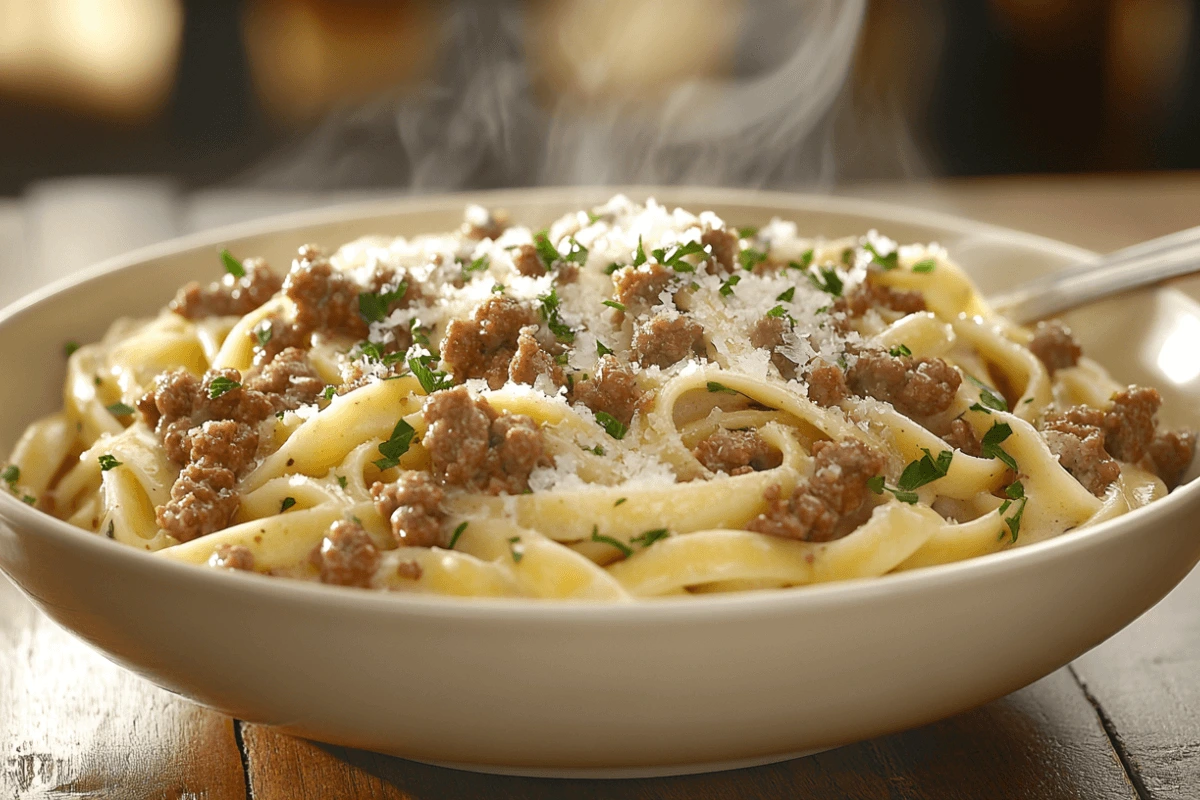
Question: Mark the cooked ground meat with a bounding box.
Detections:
[805,362,848,407]
[835,282,927,319]
[462,207,508,241]
[423,386,549,494]
[693,429,782,475]
[440,296,540,388]
[1103,386,1160,463]
[612,263,672,316]
[847,350,962,418]
[1042,408,1121,496]
[508,327,565,388]
[210,543,255,571]
[749,316,796,378]
[701,228,737,274]
[944,418,981,457]
[1146,430,1196,489]
[1029,320,1082,375]
[395,560,424,580]
[747,440,885,542]
[244,347,325,412]
[512,243,546,277]
[156,463,239,542]
[138,349,325,542]
[312,520,380,588]
[371,473,446,548]
[170,259,282,320]
[632,314,705,369]
[570,355,644,427]
[283,245,369,341]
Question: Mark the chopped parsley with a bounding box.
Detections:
[603,262,621,275]
[738,247,768,272]
[537,289,575,343]
[718,274,741,297]
[594,411,627,440]
[533,231,561,267]
[20,494,34,505]
[980,421,1018,471]
[867,475,919,505]
[912,258,936,273]
[554,352,570,365]
[967,375,1008,413]
[373,419,416,470]
[105,520,115,538]
[564,237,588,265]
[653,241,709,273]
[888,344,912,358]
[462,254,489,277]
[322,385,336,401]
[63,341,80,357]
[280,497,296,513]
[508,535,525,563]
[336,475,348,489]
[736,226,759,239]
[776,286,795,303]
[841,248,854,265]
[596,340,613,357]
[998,481,1026,542]
[766,305,795,326]
[491,284,506,293]
[219,249,245,278]
[789,249,815,271]
[2,465,18,488]
[591,526,633,557]
[806,266,843,296]
[631,528,670,548]
[864,242,899,271]
[602,299,626,312]
[208,376,241,399]
[897,449,953,492]
[583,444,605,456]
[106,402,136,416]
[614,497,627,506]
[407,354,454,394]
[448,521,468,549]
[98,454,122,471]
[358,282,408,324]
[632,236,647,267]
[254,323,273,348]
[706,381,738,395]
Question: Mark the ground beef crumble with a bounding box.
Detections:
[1029,320,1082,375]
[508,326,565,388]
[512,244,546,277]
[170,258,282,320]
[371,472,447,548]
[805,362,848,407]
[747,439,885,542]
[701,228,738,274]
[1041,406,1121,496]
[210,543,255,571]
[749,316,796,378]
[846,350,961,418]
[570,355,644,427]
[693,429,782,476]
[834,281,927,320]
[943,418,982,457]
[440,296,540,389]
[612,263,672,317]
[632,313,705,369]
[422,386,549,495]
[311,519,380,587]
[138,348,324,542]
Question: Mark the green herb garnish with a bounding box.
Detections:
[491,283,506,293]
[336,475,348,489]
[912,259,936,273]
[407,355,454,394]
[776,286,795,303]
[597,340,613,358]
[533,231,561,267]
[358,282,408,324]
[591,525,633,557]
[897,449,953,492]
[508,535,524,563]
[789,249,815,272]
[373,419,416,470]
[653,241,709,273]
[208,376,241,399]
[738,247,768,272]
[219,249,245,278]
[538,289,575,343]
[736,226,759,239]
[2,465,18,488]
[864,242,899,271]
[967,375,1008,413]
[888,344,912,358]
[462,254,489,277]
[106,402,136,416]
[867,475,918,504]
[322,385,336,401]
[633,236,647,267]
[254,323,272,348]
[998,481,1026,542]
[64,341,80,357]
[280,497,296,513]
[806,266,843,297]
[602,300,626,312]
[98,454,122,471]
[448,521,468,549]
[631,528,669,548]
[718,274,741,297]
[595,411,627,440]
[706,381,738,395]
[980,421,1018,471]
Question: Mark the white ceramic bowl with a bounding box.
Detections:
[1,188,1198,778]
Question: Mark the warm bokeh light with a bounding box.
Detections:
[0,0,183,121]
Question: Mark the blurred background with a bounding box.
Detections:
[1,0,1198,196]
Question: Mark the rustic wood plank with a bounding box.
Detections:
[1071,567,1200,800]
[0,578,248,799]
[241,669,1135,800]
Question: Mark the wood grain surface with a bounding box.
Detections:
[1,174,1198,798]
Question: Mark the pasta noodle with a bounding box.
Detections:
[5,196,1194,601]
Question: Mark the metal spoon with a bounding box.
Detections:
[987,224,1200,324]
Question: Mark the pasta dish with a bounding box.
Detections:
[5,196,1193,599]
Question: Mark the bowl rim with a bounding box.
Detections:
[2,184,1195,621]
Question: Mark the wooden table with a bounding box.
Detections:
[2,174,1198,799]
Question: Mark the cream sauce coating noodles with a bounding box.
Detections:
[5,196,1193,600]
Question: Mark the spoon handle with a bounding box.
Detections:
[988,225,1200,325]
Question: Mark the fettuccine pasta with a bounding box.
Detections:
[5,196,1194,600]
